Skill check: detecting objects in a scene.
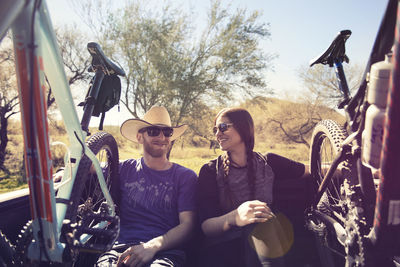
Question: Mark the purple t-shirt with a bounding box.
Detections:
[117,158,197,244]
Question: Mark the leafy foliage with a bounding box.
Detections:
[77,0,274,130]
[0,36,19,173]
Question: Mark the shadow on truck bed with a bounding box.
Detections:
[0,163,322,266]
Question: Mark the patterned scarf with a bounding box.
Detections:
[215,152,274,213]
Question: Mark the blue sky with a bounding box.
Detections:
[256,0,387,96]
[46,0,389,123]
[47,0,388,94]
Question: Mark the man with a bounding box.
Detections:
[98,106,197,267]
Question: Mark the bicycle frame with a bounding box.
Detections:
[0,0,116,263]
[309,0,400,262]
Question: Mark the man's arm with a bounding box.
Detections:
[143,210,195,252]
[117,211,195,267]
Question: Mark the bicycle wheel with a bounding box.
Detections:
[309,120,350,266]
[310,119,348,213]
[0,230,15,267]
[64,131,119,262]
[66,131,119,219]
[13,221,73,267]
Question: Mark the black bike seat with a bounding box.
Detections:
[87,42,126,76]
[309,30,352,67]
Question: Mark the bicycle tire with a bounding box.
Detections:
[14,221,33,266]
[310,119,348,212]
[64,131,119,265]
[14,221,72,267]
[0,230,15,267]
[309,120,351,266]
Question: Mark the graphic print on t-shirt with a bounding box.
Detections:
[124,177,174,210]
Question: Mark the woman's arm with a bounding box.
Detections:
[197,161,220,224]
[201,200,274,237]
[197,160,235,236]
[201,209,237,236]
[198,160,275,237]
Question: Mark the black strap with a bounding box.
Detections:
[56,198,70,205]
[99,112,105,130]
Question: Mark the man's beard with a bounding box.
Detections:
[143,139,170,158]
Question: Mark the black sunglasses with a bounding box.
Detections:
[213,123,233,134]
[139,126,174,137]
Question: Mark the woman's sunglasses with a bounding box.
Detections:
[213,123,233,134]
[139,126,174,137]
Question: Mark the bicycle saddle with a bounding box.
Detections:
[309,30,352,67]
[87,42,126,76]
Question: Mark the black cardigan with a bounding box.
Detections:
[197,153,305,224]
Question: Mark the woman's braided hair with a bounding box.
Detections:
[215,108,256,197]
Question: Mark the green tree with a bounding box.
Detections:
[79,0,274,129]
[43,26,93,136]
[0,40,19,173]
[0,27,92,174]
[46,25,92,108]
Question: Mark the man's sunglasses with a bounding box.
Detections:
[213,123,233,134]
[139,126,174,137]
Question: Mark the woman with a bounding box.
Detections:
[197,108,304,267]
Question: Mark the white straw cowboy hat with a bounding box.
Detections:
[120,106,188,143]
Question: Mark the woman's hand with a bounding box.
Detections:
[234,200,275,227]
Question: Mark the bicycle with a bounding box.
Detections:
[0,0,125,265]
[305,0,400,266]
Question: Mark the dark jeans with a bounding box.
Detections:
[199,220,289,267]
[96,243,185,267]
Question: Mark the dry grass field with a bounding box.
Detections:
[0,97,343,193]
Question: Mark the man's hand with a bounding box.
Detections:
[116,243,158,267]
[116,211,194,266]
[234,200,275,227]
